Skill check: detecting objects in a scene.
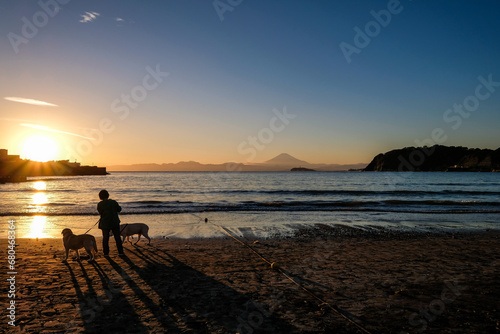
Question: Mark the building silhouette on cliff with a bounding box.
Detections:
[0,149,106,183]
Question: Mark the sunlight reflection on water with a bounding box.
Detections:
[25,216,50,238]
[32,181,47,191]
[32,192,48,206]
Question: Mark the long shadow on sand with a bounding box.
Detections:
[115,244,299,333]
[64,260,152,333]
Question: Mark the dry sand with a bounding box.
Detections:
[1,225,499,333]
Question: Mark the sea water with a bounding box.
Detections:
[1,172,499,238]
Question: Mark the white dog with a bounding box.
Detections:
[112,223,151,245]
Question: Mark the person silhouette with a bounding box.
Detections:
[97,189,124,257]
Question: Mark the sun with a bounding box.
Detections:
[21,134,59,162]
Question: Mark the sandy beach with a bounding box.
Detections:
[2,225,499,334]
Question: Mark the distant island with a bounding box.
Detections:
[290,167,316,172]
[364,145,500,172]
[0,149,107,183]
[107,153,367,172]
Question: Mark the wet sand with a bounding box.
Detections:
[1,225,499,333]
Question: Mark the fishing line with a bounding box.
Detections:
[192,213,372,334]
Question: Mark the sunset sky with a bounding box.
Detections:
[1,1,500,165]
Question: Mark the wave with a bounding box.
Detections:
[29,203,76,206]
[164,189,500,196]
[4,198,500,216]
[3,188,499,197]
[0,188,76,193]
[125,198,500,208]
[382,199,500,206]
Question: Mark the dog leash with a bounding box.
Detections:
[84,219,129,236]
[84,220,129,235]
[84,219,100,234]
[119,223,128,234]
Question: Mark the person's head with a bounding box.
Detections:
[99,189,109,200]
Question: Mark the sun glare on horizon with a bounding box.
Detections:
[20,134,59,162]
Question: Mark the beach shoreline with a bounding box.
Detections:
[1,225,499,333]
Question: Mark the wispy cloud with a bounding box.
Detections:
[20,123,95,140]
[79,11,100,23]
[114,17,133,26]
[4,97,58,107]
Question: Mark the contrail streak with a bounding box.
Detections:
[4,97,58,107]
[20,123,95,140]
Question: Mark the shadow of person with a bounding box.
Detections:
[63,260,152,333]
[102,255,186,332]
[110,245,299,333]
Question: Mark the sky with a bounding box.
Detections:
[1,0,500,166]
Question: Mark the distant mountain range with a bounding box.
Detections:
[107,153,367,172]
[364,145,500,172]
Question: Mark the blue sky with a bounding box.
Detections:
[1,0,499,165]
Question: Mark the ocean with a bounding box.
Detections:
[1,171,499,238]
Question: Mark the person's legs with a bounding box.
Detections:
[102,228,110,255]
[111,227,124,255]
